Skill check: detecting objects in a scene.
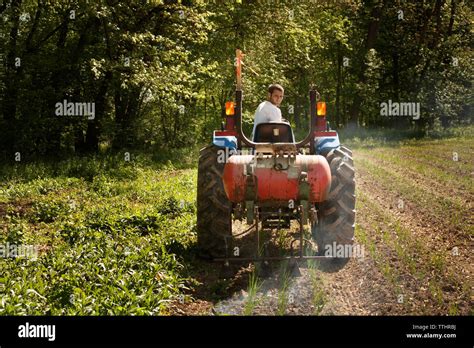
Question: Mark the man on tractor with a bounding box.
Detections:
[251,84,285,141]
[197,50,355,270]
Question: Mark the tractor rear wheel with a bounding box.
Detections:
[196,145,232,259]
[312,146,356,270]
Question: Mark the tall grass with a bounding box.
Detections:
[0,153,197,315]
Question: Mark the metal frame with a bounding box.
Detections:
[214,204,330,263]
[233,49,319,152]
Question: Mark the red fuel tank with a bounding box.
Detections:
[222,154,331,204]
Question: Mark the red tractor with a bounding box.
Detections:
[197,50,355,270]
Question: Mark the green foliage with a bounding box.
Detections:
[6,220,27,245]
[32,200,72,223]
[0,156,196,315]
[0,1,471,159]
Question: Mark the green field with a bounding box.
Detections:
[0,128,472,315]
[0,155,198,315]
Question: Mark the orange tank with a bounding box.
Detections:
[222,154,331,204]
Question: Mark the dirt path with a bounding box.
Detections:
[172,146,472,316]
[212,255,401,315]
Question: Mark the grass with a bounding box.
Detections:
[276,262,293,315]
[356,157,471,236]
[0,126,472,315]
[341,124,474,150]
[355,160,472,313]
[356,146,473,195]
[356,192,413,286]
[243,271,262,315]
[0,154,197,315]
[307,259,326,315]
[311,281,325,315]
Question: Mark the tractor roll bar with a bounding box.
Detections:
[235,87,318,151]
[234,48,318,150]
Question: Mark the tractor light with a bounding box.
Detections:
[225,101,235,116]
[317,102,326,116]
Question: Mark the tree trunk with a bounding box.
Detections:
[447,0,456,36]
[348,2,384,129]
[1,0,22,156]
[84,71,112,153]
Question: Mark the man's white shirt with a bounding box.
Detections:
[251,101,282,140]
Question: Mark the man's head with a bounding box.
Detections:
[267,84,284,107]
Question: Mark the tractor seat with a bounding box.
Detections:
[253,122,295,143]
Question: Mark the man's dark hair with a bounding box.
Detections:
[268,84,284,95]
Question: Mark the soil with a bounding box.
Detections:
[168,148,473,316]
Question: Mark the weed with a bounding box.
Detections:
[243,271,262,315]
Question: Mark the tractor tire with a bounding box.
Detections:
[196,145,232,259]
[312,146,356,270]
